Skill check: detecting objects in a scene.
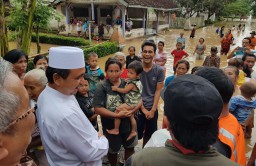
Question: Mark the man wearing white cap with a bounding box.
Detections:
[37,47,108,166]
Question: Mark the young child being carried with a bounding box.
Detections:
[86,52,105,95]
[229,82,256,138]
[76,76,98,131]
[107,61,143,141]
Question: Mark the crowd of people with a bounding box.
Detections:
[1,25,256,166]
[69,15,133,40]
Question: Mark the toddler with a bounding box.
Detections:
[76,76,98,131]
[229,82,256,138]
[107,61,143,141]
[86,52,105,94]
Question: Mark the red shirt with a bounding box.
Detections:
[120,68,128,79]
[171,49,188,66]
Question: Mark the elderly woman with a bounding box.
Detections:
[114,52,128,79]
[24,69,49,166]
[0,59,35,166]
[3,49,28,82]
[33,55,48,71]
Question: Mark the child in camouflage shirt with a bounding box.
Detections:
[107,61,143,141]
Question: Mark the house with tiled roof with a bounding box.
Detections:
[50,0,178,38]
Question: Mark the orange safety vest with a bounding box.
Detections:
[218,113,246,166]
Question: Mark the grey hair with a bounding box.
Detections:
[0,59,19,133]
[114,52,126,60]
[24,69,48,86]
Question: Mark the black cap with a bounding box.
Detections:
[250,31,256,35]
[164,74,223,130]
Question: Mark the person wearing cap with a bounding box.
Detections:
[137,41,164,147]
[196,67,246,166]
[36,47,108,166]
[125,74,239,166]
[249,31,256,50]
[202,46,220,68]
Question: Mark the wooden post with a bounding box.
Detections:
[91,0,95,20]
[156,10,159,34]
[121,5,126,37]
[168,11,171,28]
[143,8,147,36]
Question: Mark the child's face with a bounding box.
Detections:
[127,68,138,79]
[129,48,135,56]
[199,38,204,44]
[77,79,89,95]
[211,50,217,56]
[88,56,98,69]
[176,43,182,50]
[158,43,164,50]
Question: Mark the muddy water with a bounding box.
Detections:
[97,21,256,160]
[9,21,255,159]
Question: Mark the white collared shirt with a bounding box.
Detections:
[37,86,108,166]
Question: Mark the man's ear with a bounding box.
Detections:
[164,116,172,132]
[52,73,62,86]
[0,136,8,160]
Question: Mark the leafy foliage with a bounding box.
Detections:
[26,42,118,71]
[31,33,91,46]
[83,42,118,60]
[221,0,251,17]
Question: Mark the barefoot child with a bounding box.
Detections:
[107,61,143,140]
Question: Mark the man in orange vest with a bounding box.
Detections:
[196,67,246,166]
[249,31,256,50]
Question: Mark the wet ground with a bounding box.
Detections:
[98,19,256,164]
[8,19,256,164]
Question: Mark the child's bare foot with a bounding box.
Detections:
[127,131,137,141]
[106,129,119,135]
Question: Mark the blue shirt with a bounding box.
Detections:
[229,95,256,123]
[164,75,175,87]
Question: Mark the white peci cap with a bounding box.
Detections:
[49,46,85,69]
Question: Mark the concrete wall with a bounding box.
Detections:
[170,16,205,30]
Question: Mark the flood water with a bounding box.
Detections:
[97,20,256,161]
[8,20,256,161]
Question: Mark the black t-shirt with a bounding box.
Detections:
[126,55,141,67]
[92,79,130,133]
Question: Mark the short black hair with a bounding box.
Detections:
[196,67,234,104]
[105,58,122,72]
[175,59,190,70]
[242,52,256,61]
[3,49,28,64]
[127,61,143,75]
[141,41,157,53]
[46,66,70,84]
[243,37,251,44]
[191,66,203,74]
[33,55,48,65]
[128,46,136,52]
[158,41,164,46]
[170,120,218,152]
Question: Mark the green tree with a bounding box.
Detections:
[20,0,36,55]
[8,0,55,54]
[0,0,9,56]
[222,0,251,18]
[174,0,204,18]
[33,0,55,53]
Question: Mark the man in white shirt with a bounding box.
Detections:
[37,47,108,166]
